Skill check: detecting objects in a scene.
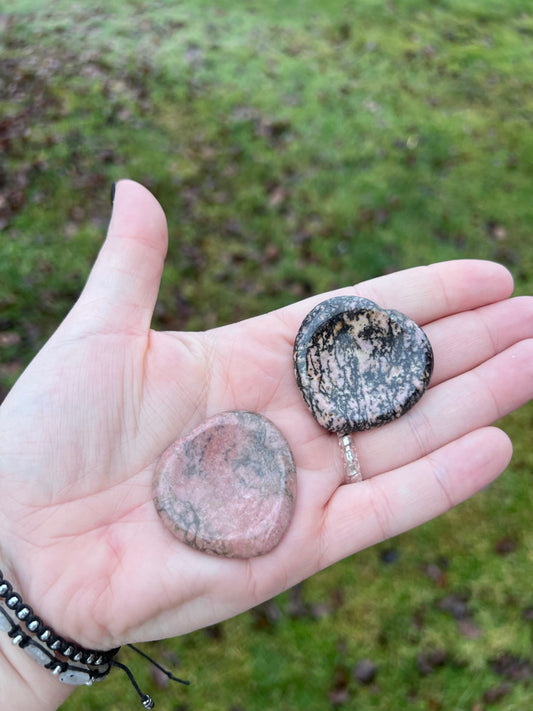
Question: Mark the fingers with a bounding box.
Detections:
[320,427,513,569]
[354,294,533,476]
[355,259,514,325]
[273,259,514,333]
[73,180,168,335]
[213,260,517,412]
[357,337,533,476]
[426,295,533,386]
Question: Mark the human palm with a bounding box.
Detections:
[0,180,531,662]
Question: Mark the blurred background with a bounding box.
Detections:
[1,1,532,709]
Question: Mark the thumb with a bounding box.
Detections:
[73,179,168,335]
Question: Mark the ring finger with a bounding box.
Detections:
[352,337,533,478]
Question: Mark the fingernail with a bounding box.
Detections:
[110,182,116,206]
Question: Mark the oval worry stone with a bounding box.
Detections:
[153,411,296,558]
[293,296,433,434]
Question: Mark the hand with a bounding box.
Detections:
[1,180,531,662]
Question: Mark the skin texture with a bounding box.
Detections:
[0,180,532,708]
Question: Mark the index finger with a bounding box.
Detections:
[273,259,514,331]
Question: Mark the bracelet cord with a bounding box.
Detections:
[0,569,189,708]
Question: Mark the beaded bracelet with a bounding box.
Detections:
[0,569,189,708]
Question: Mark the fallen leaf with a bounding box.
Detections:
[490,652,533,681]
[458,619,482,639]
[423,562,447,587]
[353,658,378,685]
[417,648,447,676]
[494,537,518,555]
[380,548,399,564]
[438,592,471,620]
[482,683,512,704]
[329,664,351,705]
[250,600,282,629]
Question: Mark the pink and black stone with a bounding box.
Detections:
[153,411,296,558]
[293,296,433,435]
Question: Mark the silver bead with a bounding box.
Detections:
[0,584,8,595]
[85,653,95,664]
[27,619,40,632]
[11,634,24,646]
[52,664,63,675]
[50,640,62,651]
[7,596,19,609]
[95,656,104,666]
[17,607,30,620]
[63,645,74,657]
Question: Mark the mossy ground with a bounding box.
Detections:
[1,1,532,709]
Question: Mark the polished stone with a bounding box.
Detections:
[153,411,296,558]
[293,296,433,434]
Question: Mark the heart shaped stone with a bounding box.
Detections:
[293,296,433,434]
[153,411,296,558]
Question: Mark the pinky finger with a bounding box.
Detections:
[319,427,513,570]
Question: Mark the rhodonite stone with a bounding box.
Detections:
[153,411,296,558]
[293,296,433,434]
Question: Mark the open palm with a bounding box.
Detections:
[1,180,532,671]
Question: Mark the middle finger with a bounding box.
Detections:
[356,336,533,477]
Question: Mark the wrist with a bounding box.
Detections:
[0,631,73,711]
[0,554,71,708]
[0,565,182,708]
[0,565,117,710]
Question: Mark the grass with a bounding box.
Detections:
[1,0,533,709]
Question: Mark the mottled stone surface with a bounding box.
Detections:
[153,411,296,558]
[293,296,433,434]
